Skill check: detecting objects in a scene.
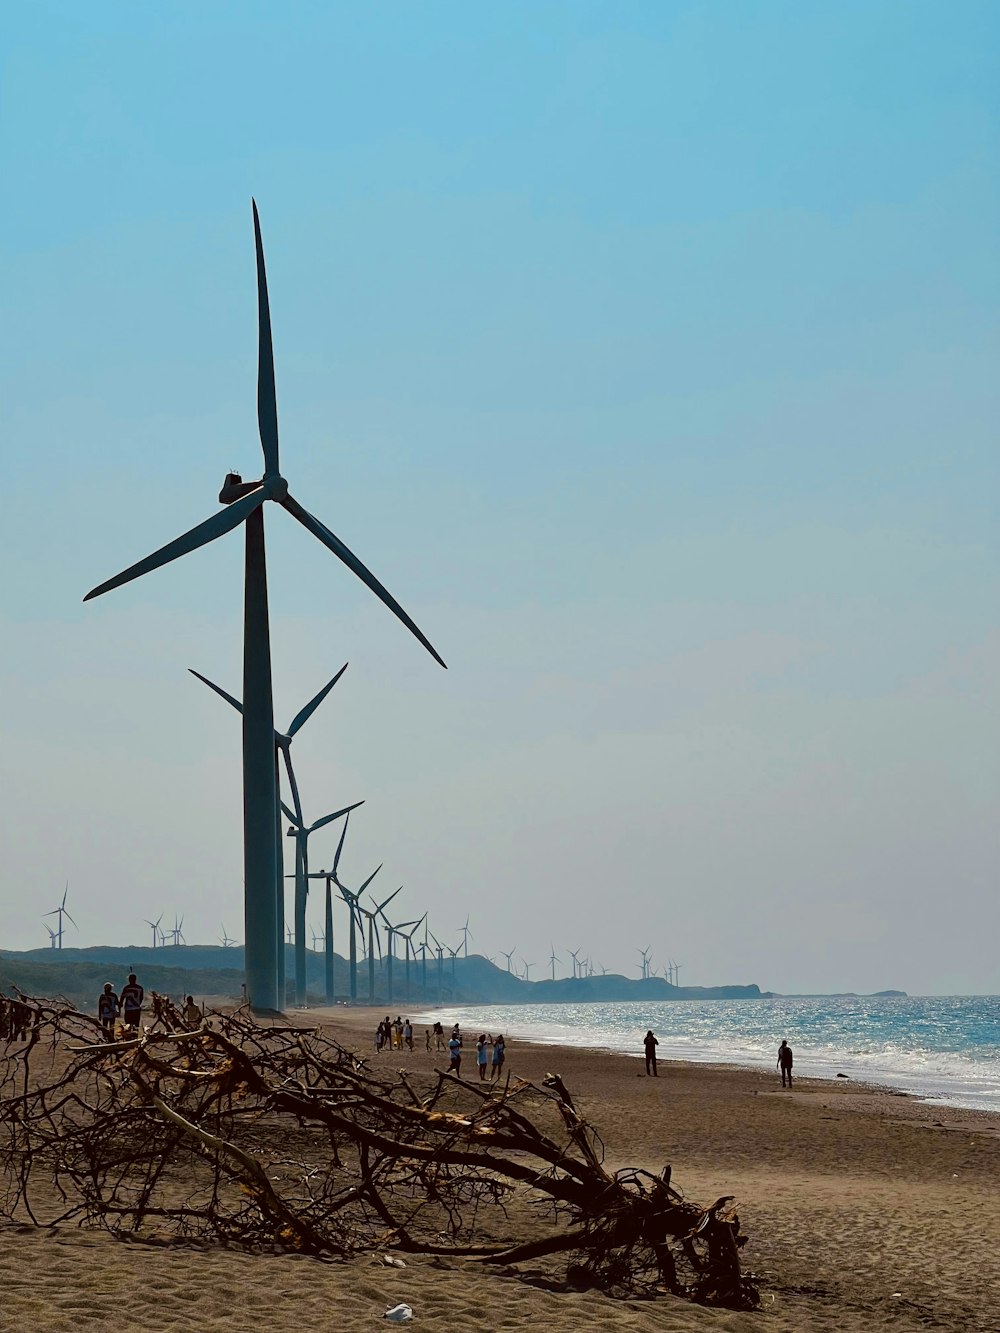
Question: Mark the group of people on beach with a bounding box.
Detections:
[376,1018,507,1080]
[97,973,145,1039]
[445,1025,506,1080]
[0,995,33,1041]
[375,1015,414,1052]
[94,974,204,1040]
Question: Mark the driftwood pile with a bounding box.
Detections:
[0,992,759,1309]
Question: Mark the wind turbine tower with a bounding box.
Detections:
[84,202,446,1011]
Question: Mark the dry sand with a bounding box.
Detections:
[2,1003,997,1333]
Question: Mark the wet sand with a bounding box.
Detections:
[2,1002,997,1333]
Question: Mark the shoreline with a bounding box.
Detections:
[397,1002,1000,1116]
[308,1004,1000,1139]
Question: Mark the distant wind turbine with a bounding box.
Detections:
[458,916,473,958]
[568,948,581,980]
[219,924,237,947]
[549,944,559,981]
[84,202,446,1010]
[44,924,59,949]
[145,914,164,949]
[44,883,76,950]
[502,948,516,974]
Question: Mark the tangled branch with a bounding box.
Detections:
[0,993,758,1308]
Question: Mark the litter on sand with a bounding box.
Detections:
[383,1303,414,1322]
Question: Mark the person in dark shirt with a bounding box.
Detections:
[120,973,144,1030]
[777,1039,794,1087]
[643,1030,659,1076]
[97,984,120,1041]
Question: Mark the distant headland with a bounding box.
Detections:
[0,944,904,1011]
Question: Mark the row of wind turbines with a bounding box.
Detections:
[43,887,686,995]
[43,887,685,998]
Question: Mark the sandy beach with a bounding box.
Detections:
[2,1003,998,1333]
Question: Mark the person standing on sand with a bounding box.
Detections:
[97,983,120,1041]
[476,1033,489,1080]
[490,1033,505,1080]
[404,1019,413,1051]
[425,1027,432,1051]
[120,973,144,1031]
[643,1030,659,1076]
[433,1020,444,1051]
[448,1031,462,1075]
[777,1039,794,1087]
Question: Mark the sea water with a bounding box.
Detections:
[415,995,1000,1112]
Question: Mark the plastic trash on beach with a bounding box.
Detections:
[379,1253,407,1267]
[383,1303,413,1322]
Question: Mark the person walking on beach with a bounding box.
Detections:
[643,1030,659,1076]
[120,972,144,1031]
[433,1020,444,1051]
[425,1027,432,1051]
[476,1033,489,1081]
[97,983,120,1041]
[490,1033,505,1081]
[777,1039,794,1087]
[404,1019,414,1052]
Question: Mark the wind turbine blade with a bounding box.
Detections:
[84,489,266,601]
[287,663,348,738]
[332,811,351,875]
[383,885,403,912]
[357,863,383,896]
[280,800,300,826]
[63,912,77,929]
[308,799,364,834]
[188,669,244,715]
[280,493,446,669]
[252,199,280,478]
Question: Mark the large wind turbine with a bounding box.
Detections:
[144,914,163,949]
[83,202,446,1010]
[359,886,401,1004]
[44,884,76,950]
[549,944,559,981]
[283,798,361,1004]
[336,862,382,1003]
[395,914,426,1002]
[190,662,353,1006]
[376,893,408,1006]
[302,810,355,1004]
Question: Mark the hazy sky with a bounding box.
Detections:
[2,3,997,995]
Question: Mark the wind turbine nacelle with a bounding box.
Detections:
[219,472,262,505]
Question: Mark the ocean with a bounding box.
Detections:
[415,995,1000,1112]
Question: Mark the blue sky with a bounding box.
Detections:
[1,2,997,992]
